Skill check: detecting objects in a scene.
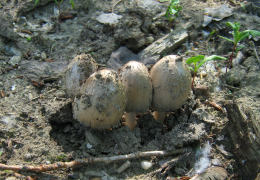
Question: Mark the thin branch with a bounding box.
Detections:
[147,152,192,178]
[0,148,190,173]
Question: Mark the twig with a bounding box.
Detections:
[148,152,192,178]
[0,148,189,173]
[205,100,225,113]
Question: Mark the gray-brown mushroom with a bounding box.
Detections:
[150,55,191,121]
[73,69,126,129]
[119,61,152,130]
[65,54,98,97]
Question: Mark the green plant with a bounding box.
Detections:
[219,22,260,72]
[164,0,182,21]
[186,55,227,88]
[26,36,32,42]
[35,0,75,9]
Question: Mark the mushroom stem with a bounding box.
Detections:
[152,111,166,122]
[124,112,137,130]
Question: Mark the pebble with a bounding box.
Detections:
[86,143,93,149]
[9,56,21,66]
[41,52,47,59]
[141,160,153,170]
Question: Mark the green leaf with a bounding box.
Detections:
[218,35,233,43]
[237,31,250,43]
[226,22,236,30]
[205,55,227,61]
[186,55,205,64]
[70,0,75,9]
[197,55,227,69]
[165,0,182,18]
[34,0,40,6]
[159,0,169,2]
[244,30,260,37]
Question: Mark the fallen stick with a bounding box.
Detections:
[0,148,190,173]
[148,151,192,178]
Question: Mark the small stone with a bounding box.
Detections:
[41,52,47,59]
[9,56,21,66]
[86,143,93,149]
[146,36,154,44]
[24,153,33,160]
[211,158,222,166]
[141,160,153,170]
[46,160,51,164]
[96,13,122,26]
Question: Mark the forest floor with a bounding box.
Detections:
[0,0,259,179]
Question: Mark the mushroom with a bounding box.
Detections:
[150,55,191,122]
[72,69,126,129]
[119,61,152,130]
[65,54,98,97]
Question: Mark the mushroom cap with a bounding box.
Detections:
[65,54,98,97]
[150,55,191,111]
[73,69,126,129]
[119,61,152,112]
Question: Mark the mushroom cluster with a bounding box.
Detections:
[66,54,191,130]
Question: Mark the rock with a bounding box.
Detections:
[0,14,20,40]
[161,122,206,150]
[45,98,74,124]
[19,60,68,81]
[191,166,228,180]
[141,161,153,170]
[41,52,47,60]
[232,51,244,66]
[107,46,140,70]
[225,65,247,87]
[9,56,21,66]
[193,85,210,98]
[96,13,122,26]
[225,100,260,179]
[85,130,102,147]
[139,29,188,61]
[203,5,233,27]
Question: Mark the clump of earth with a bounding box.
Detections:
[0,0,259,179]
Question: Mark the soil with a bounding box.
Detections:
[0,0,259,179]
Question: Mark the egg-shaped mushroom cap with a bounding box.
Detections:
[73,69,126,129]
[150,55,191,111]
[65,54,98,97]
[119,61,152,112]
